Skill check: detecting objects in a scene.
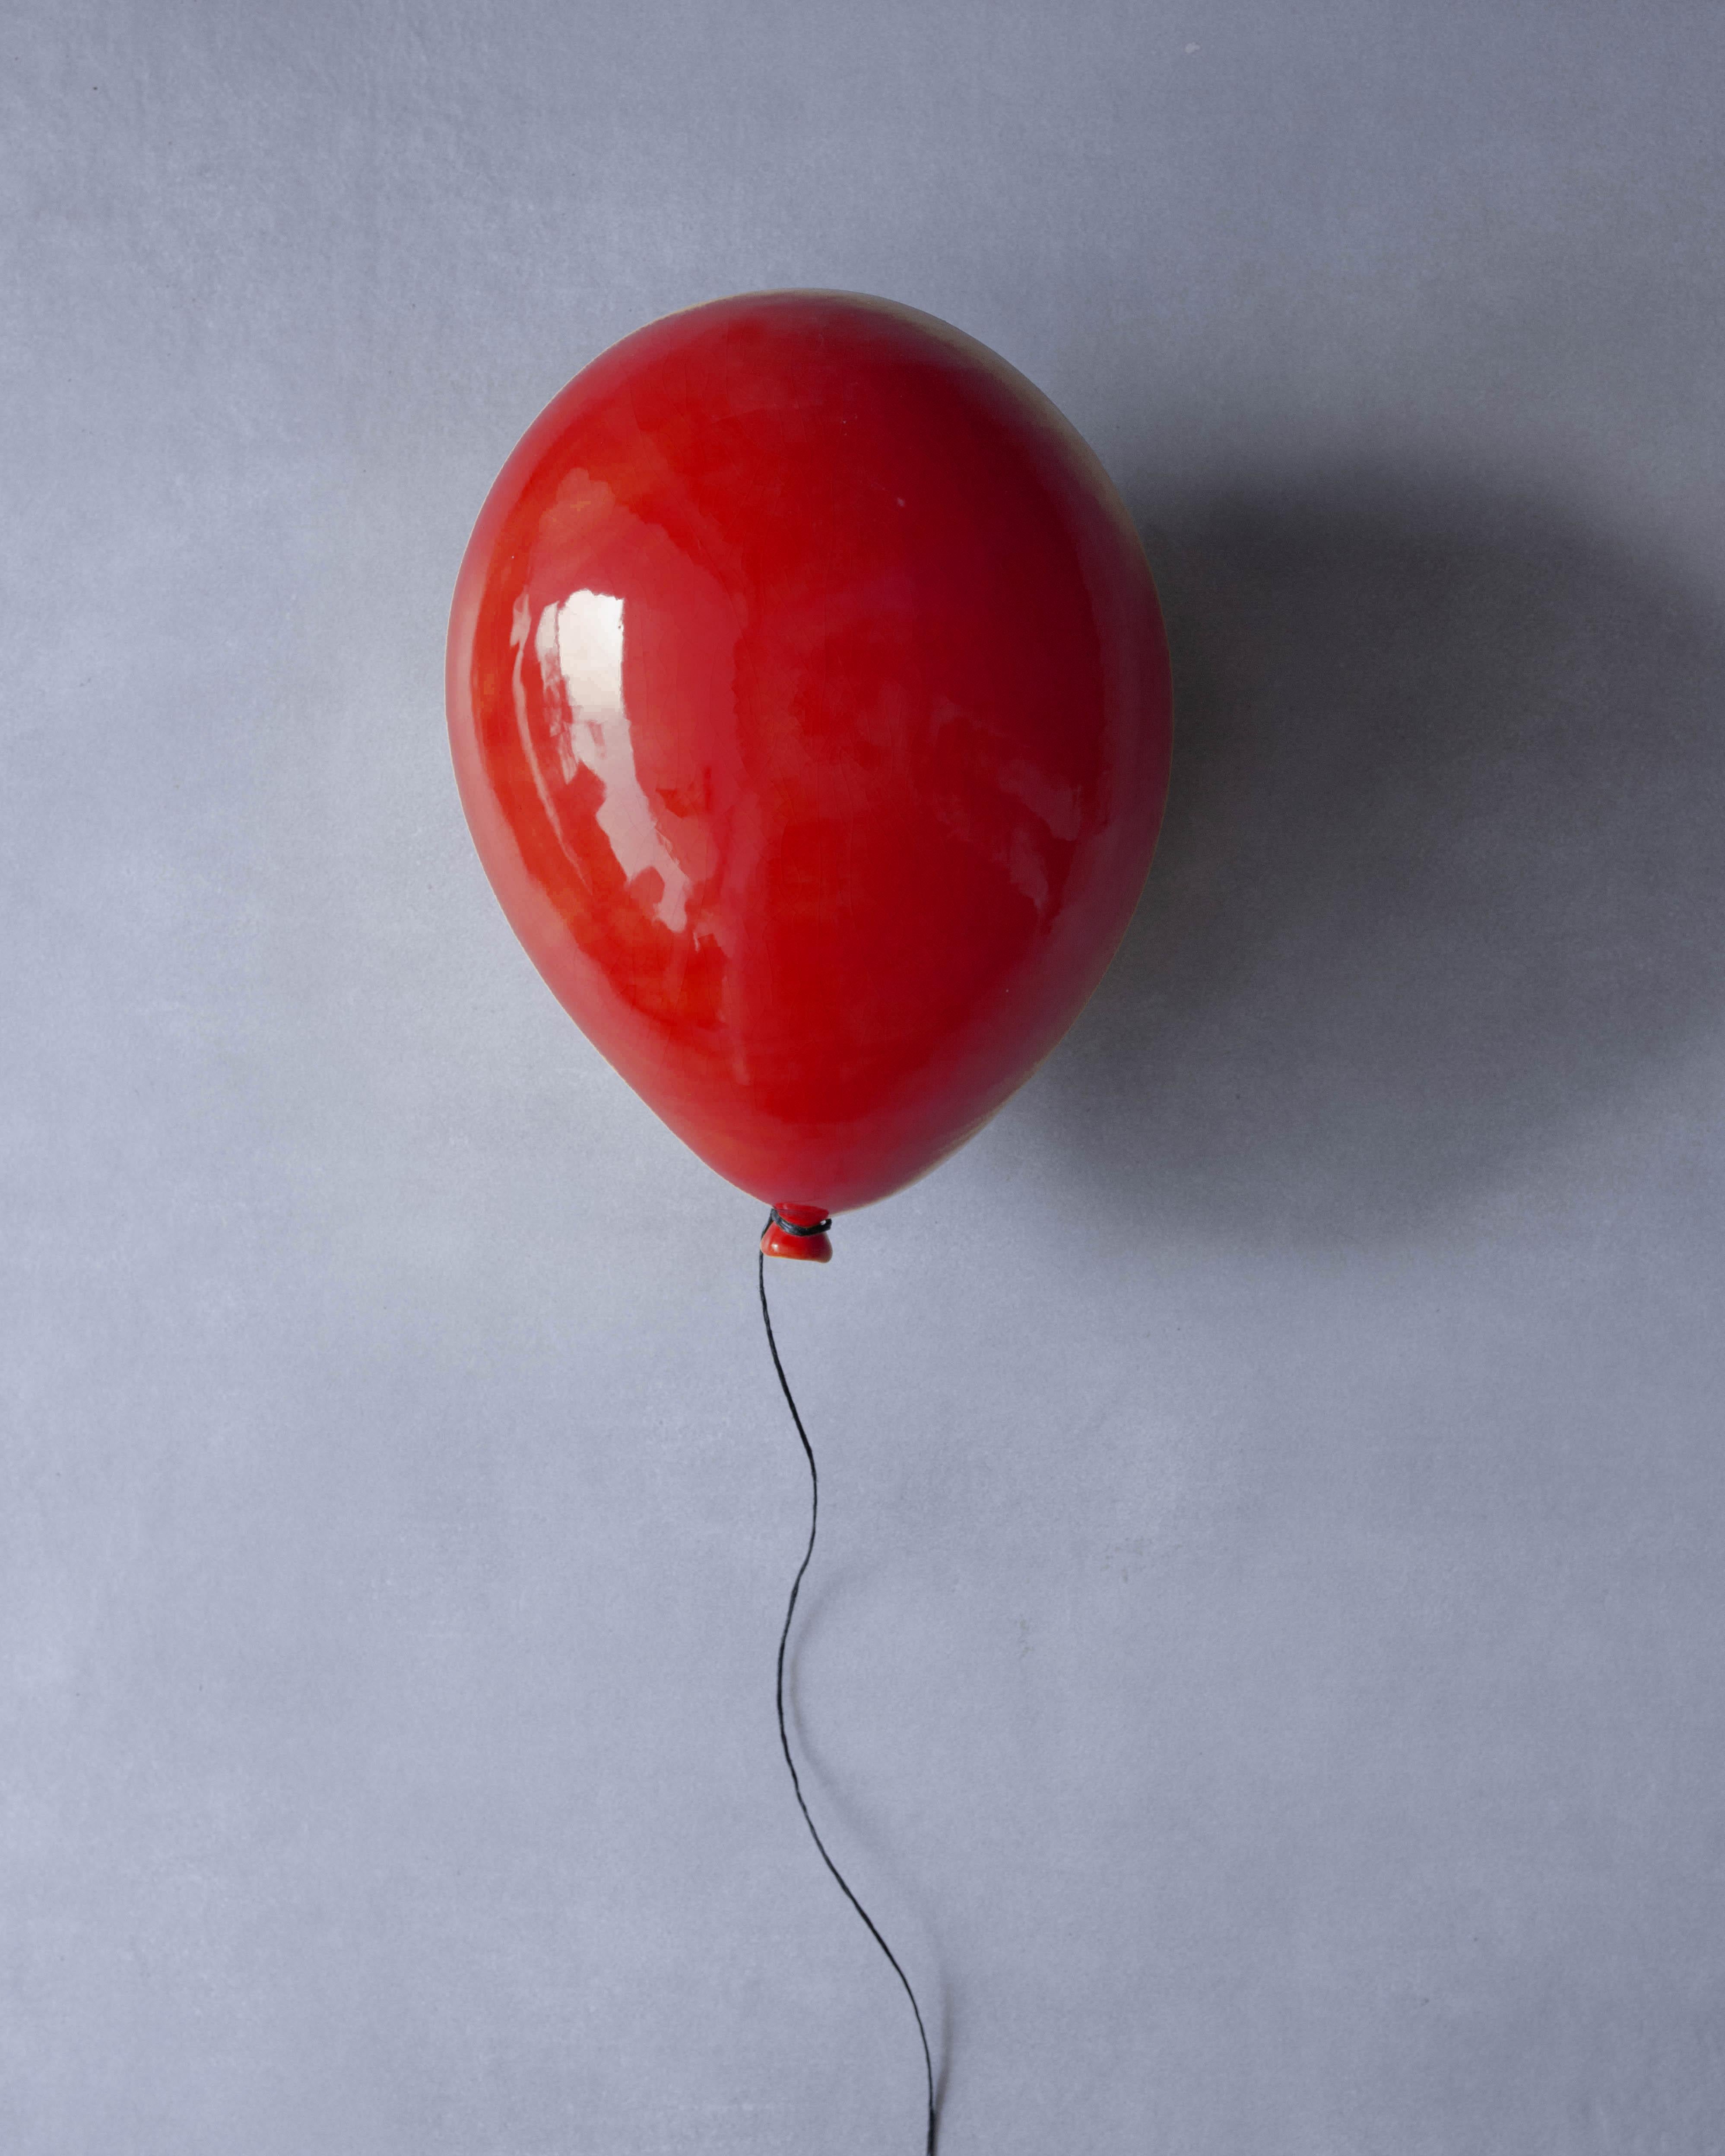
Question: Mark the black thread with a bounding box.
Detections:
[768,1208,834,1238]
[758,1224,938,2156]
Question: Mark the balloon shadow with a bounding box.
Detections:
[1031,472,1725,1246]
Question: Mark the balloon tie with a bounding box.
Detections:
[758,1224,939,2156]
[768,1207,833,1238]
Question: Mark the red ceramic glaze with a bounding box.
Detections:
[447,292,1172,1227]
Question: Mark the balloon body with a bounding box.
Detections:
[447,292,1172,1219]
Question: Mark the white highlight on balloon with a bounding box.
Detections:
[534,590,692,932]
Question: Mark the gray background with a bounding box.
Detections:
[4,3,1724,2150]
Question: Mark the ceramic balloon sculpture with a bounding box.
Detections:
[447,292,1172,1257]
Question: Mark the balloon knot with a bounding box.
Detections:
[761,1207,834,1263]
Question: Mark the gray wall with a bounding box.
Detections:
[6,3,1725,2150]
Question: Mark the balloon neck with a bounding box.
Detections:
[761,1205,834,1263]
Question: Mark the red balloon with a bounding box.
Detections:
[447,292,1172,1242]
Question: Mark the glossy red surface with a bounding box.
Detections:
[447,292,1172,1219]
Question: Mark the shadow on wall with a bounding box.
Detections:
[1037,473,1725,1246]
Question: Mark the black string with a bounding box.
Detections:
[767,1208,833,1238]
[758,1223,939,2156]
